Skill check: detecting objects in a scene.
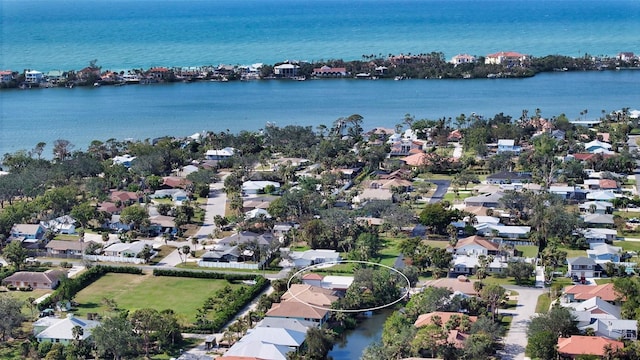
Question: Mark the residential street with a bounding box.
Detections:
[498,286,545,360]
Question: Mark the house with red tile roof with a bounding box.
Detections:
[449,235,500,256]
[312,66,348,77]
[422,276,480,297]
[563,283,620,303]
[161,176,192,189]
[401,152,433,167]
[414,311,478,328]
[450,54,477,65]
[556,335,623,358]
[414,311,477,349]
[484,51,530,65]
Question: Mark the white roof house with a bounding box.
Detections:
[584,140,612,153]
[205,147,235,160]
[586,190,617,201]
[34,314,100,344]
[112,154,136,167]
[40,215,77,234]
[581,318,638,340]
[245,208,272,219]
[224,340,291,360]
[287,249,341,268]
[256,317,316,332]
[242,180,281,194]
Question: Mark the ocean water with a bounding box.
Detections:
[2,0,640,71]
[1,0,640,157]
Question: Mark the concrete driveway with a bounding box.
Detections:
[498,286,545,360]
[429,180,451,203]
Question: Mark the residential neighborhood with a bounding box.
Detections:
[1,107,640,360]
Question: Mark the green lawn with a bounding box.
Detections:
[614,240,640,253]
[516,245,539,258]
[443,191,473,202]
[3,288,51,317]
[557,246,587,258]
[535,293,551,313]
[73,273,243,323]
[423,239,450,249]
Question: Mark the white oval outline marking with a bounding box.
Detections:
[286,260,410,313]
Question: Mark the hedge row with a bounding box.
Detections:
[38,265,142,310]
[182,275,270,333]
[152,268,258,281]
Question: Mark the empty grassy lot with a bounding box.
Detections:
[73,273,243,323]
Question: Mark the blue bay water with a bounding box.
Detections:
[2,71,640,156]
[2,0,640,71]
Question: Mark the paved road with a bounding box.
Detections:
[429,180,451,203]
[498,286,545,360]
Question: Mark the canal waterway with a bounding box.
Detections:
[327,309,392,360]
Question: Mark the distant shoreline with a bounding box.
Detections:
[2,52,639,90]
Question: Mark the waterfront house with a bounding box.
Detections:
[566,257,600,278]
[222,341,292,360]
[484,51,530,66]
[312,66,348,77]
[44,70,64,84]
[0,70,14,83]
[34,314,99,345]
[617,52,635,61]
[274,63,300,78]
[266,300,331,325]
[3,269,66,290]
[556,336,623,358]
[256,317,316,332]
[25,70,43,83]
[450,54,477,65]
[281,284,339,307]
